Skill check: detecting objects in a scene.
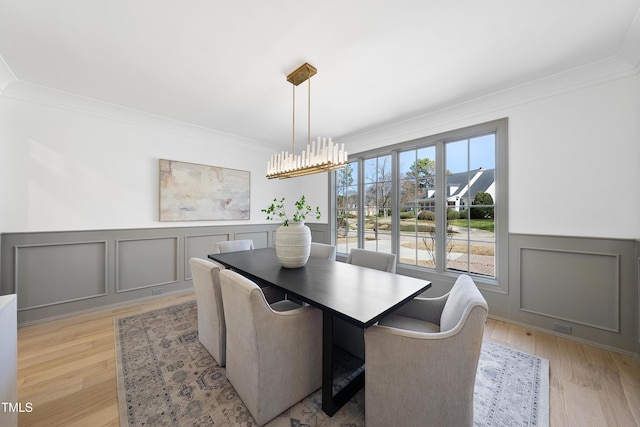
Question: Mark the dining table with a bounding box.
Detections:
[208,247,432,416]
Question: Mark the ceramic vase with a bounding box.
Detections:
[275,221,311,268]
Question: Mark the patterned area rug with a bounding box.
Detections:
[115,301,549,426]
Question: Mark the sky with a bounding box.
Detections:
[347,132,496,184]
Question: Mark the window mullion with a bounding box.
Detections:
[357,158,365,249]
[435,141,446,272]
[391,151,400,257]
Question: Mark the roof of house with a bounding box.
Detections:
[416,168,495,203]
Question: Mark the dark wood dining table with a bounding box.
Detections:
[208,247,431,416]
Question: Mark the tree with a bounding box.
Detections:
[365,157,392,218]
[406,158,435,190]
[471,192,494,219]
[337,163,354,187]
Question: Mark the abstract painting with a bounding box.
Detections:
[159,159,250,221]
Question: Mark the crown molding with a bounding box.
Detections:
[619,6,640,69]
[0,54,17,93]
[340,55,639,154]
[0,81,276,152]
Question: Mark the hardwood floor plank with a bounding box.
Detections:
[16,292,640,427]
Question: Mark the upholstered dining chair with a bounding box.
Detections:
[335,247,397,359]
[345,248,396,273]
[309,242,337,261]
[216,239,254,253]
[189,258,226,366]
[219,269,322,426]
[364,274,488,427]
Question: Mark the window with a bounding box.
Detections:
[444,135,496,277]
[399,146,437,267]
[336,162,359,254]
[332,119,507,286]
[364,155,392,253]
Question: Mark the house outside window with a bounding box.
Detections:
[332,118,507,288]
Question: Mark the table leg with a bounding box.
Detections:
[321,311,365,416]
[321,311,336,415]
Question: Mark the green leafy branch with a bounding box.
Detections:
[262,195,321,226]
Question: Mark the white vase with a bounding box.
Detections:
[275,221,311,268]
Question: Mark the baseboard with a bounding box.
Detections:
[17,289,194,328]
[487,314,639,359]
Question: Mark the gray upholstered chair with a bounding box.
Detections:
[335,248,397,358]
[309,242,337,261]
[216,239,254,253]
[219,269,322,426]
[364,274,488,427]
[189,258,227,366]
[346,248,396,273]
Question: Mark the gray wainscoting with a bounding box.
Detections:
[0,227,637,356]
[15,240,107,309]
[0,224,329,326]
[506,234,637,355]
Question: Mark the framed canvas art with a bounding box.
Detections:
[159,159,250,221]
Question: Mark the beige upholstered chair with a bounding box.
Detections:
[189,258,227,366]
[346,248,396,273]
[309,242,337,261]
[216,239,254,253]
[364,274,488,427]
[219,269,322,426]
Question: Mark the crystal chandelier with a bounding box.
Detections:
[266,63,347,179]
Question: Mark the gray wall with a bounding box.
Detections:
[503,234,637,355]
[389,233,638,356]
[1,225,637,357]
[0,224,329,325]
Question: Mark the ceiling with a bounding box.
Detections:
[1,1,639,150]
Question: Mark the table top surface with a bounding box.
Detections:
[209,247,431,328]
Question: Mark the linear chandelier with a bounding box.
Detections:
[266,63,348,179]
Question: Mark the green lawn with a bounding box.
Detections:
[449,218,494,232]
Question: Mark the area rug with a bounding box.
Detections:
[115,301,549,426]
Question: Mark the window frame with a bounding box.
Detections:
[330,118,508,293]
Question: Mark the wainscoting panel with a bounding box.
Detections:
[116,237,179,292]
[14,241,107,310]
[508,234,637,354]
[184,233,229,280]
[520,247,619,332]
[234,231,269,248]
[0,224,291,325]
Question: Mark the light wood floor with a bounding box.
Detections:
[17,291,640,427]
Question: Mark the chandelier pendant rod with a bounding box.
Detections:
[307,73,311,148]
[266,62,347,179]
[292,81,296,155]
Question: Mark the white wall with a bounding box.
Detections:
[1,59,638,239]
[342,59,640,240]
[0,82,328,233]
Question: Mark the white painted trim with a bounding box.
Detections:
[341,56,637,154]
[0,81,276,152]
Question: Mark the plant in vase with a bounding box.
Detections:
[262,196,321,268]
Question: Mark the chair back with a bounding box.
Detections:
[440,274,488,332]
[189,258,226,366]
[364,274,488,427]
[309,242,337,261]
[219,269,322,425]
[346,248,396,273]
[216,239,254,253]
